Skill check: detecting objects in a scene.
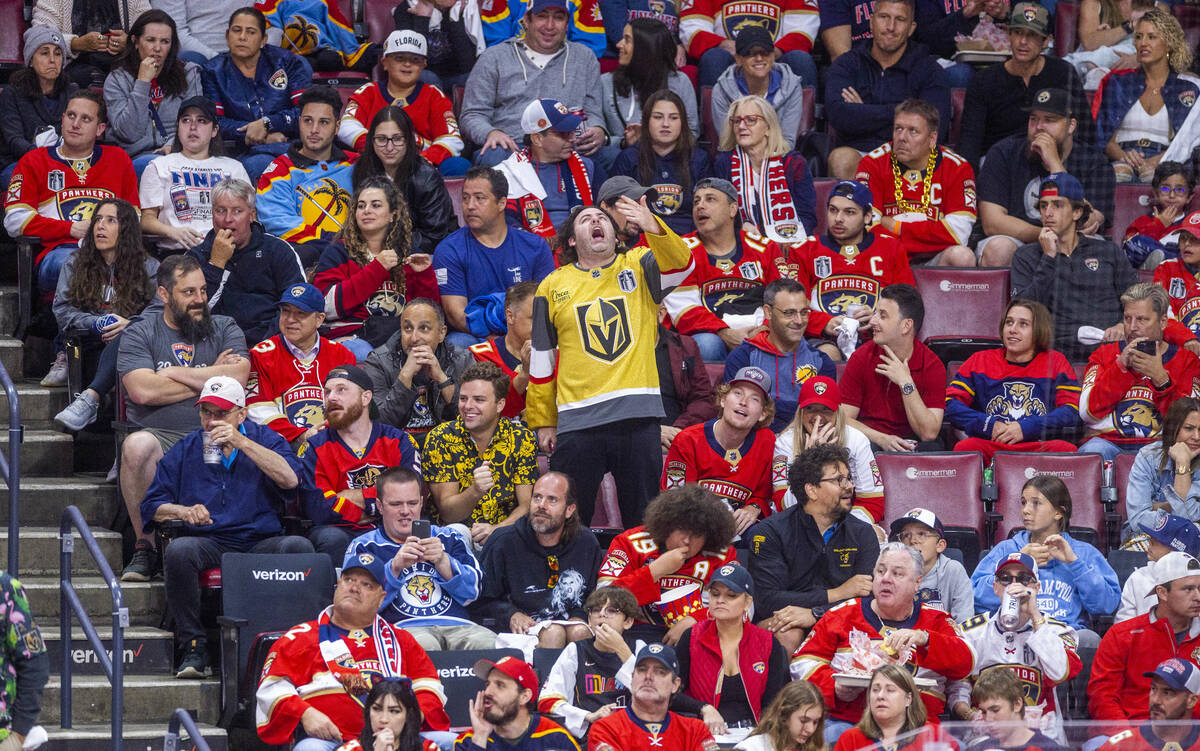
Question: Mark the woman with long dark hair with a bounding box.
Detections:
[0,27,77,184]
[313,175,438,360]
[52,198,157,433]
[610,90,711,235]
[103,9,202,174]
[352,105,458,257]
[334,678,439,751]
[600,18,698,153]
[1125,396,1200,540]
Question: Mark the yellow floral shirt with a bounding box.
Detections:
[422,416,539,525]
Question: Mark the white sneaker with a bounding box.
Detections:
[40,352,67,387]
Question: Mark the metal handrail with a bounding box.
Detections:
[0,357,20,575]
[163,708,213,751]
[60,505,126,751]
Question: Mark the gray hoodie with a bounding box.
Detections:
[103,63,203,158]
[918,552,975,623]
[711,63,804,149]
[459,38,604,146]
[599,71,699,147]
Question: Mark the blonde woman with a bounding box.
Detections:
[772,376,883,525]
[736,681,827,751]
[713,95,816,245]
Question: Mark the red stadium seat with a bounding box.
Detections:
[452,85,465,119]
[312,72,369,107]
[1174,5,1200,52]
[813,178,836,235]
[1055,1,1080,57]
[1110,183,1150,244]
[591,473,622,528]
[876,451,986,568]
[0,0,25,67]
[799,86,815,139]
[948,88,966,149]
[365,0,403,46]
[911,267,1010,362]
[445,177,465,225]
[705,362,724,387]
[700,86,718,152]
[1111,451,1135,538]
[991,452,1106,548]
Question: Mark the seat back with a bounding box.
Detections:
[877,451,985,543]
[948,88,967,149]
[1112,451,1136,532]
[798,86,815,139]
[1055,1,1080,56]
[532,646,564,681]
[991,452,1104,546]
[1108,548,1145,588]
[700,86,718,151]
[444,177,465,226]
[912,267,1009,359]
[429,648,524,729]
[1110,184,1149,243]
[1174,4,1200,51]
[0,0,25,67]
[591,473,622,529]
[813,179,836,236]
[365,0,404,46]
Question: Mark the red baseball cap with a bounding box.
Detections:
[474,656,539,701]
[798,376,840,411]
[1180,210,1200,241]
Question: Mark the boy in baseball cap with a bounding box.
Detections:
[891,509,974,622]
[466,655,578,747]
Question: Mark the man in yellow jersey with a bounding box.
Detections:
[527,193,694,527]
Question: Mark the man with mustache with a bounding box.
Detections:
[117,254,250,582]
[299,364,420,564]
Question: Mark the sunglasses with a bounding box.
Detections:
[996,573,1036,586]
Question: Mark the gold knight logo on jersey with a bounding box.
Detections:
[576,297,632,363]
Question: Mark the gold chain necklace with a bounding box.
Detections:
[892,148,937,214]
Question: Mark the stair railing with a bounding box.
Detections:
[0,356,19,575]
[163,708,214,751]
[60,505,126,751]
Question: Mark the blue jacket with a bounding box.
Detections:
[971,530,1120,630]
[202,45,313,145]
[724,329,835,432]
[1095,69,1200,148]
[345,526,483,629]
[1124,442,1200,540]
[140,421,302,549]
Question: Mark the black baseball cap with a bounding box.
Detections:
[735,26,775,56]
[177,96,218,122]
[1023,88,1072,118]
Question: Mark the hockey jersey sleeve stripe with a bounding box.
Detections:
[944,213,975,245]
[3,205,35,236]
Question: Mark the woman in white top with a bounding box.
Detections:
[773,375,883,527]
[139,95,250,249]
[735,680,827,751]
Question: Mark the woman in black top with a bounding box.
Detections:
[392,0,478,91]
[0,27,78,183]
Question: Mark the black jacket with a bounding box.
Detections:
[746,506,880,617]
[361,337,474,430]
[403,158,460,257]
[472,516,604,628]
[0,77,78,170]
[392,3,477,80]
[187,221,305,345]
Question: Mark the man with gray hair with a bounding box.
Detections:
[186,178,304,345]
[791,540,975,744]
[1079,281,1200,462]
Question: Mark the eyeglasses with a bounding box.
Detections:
[767,305,810,319]
[995,573,1036,586]
[373,135,406,147]
[898,530,938,543]
[547,554,559,589]
[819,475,853,486]
[198,405,235,418]
[1160,185,1190,195]
[731,115,764,127]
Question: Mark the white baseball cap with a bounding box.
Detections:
[384,30,427,57]
[197,376,246,410]
[1154,551,1200,587]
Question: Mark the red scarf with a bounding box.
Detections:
[316,606,405,706]
[512,149,593,240]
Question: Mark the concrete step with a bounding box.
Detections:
[0,476,117,526]
[0,287,17,337]
[0,429,73,476]
[23,577,165,628]
[1,527,122,575]
[42,675,221,726]
[0,338,21,379]
[43,626,174,677]
[0,381,70,430]
[43,721,228,751]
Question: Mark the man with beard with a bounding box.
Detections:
[1104,659,1200,751]
[787,180,914,354]
[474,472,604,648]
[256,550,450,749]
[187,178,305,345]
[748,443,880,654]
[589,644,718,751]
[977,88,1113,268]
[299,365,420,564]
[118,254,250,582]
[344,467,495,652]
[456,656,578,750]
[723,278,836,432]
[854,98,977,266]
[423,362,538,546]
[140,376,312,678]
[663,178,788,364]
[468,281,536,418]
[528,196,694,527]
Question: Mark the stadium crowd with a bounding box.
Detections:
[11,0,1200,748]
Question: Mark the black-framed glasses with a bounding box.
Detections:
[996,573,1036,586]
[373,135,406,147]
[819,475,852,486]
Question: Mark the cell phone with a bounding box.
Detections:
[410,519,431,539]
[1136,340,1157,355]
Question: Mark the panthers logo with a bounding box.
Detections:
[576,297,632,363]
[1118,402,1160,438]
[289,402,325,428]
[652,184,683,215]
[365,281,403,317]
[985,382,1046,421]
[825,292,870,315]
[301,178,351,239]
[395,566,452,617]
[404,575,436,605]
[282,16,321,55]
[346,463,385,489]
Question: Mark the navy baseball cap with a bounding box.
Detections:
[1141,510,1200,557]
[635,643,680,675]
[708,562,754,596]
[342,549,389,587]
[889,508,946,541]
[830,180,874,211]
[735,25,775,56]
[1145,658,1200,694]
[728,366,772,400]
[1040,172,1084,202]
[278,283,325,314]
[527,0,568,13]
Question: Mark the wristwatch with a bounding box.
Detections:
[1121,19,1133,33]
[901,382,916,395]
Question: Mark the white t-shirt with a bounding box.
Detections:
[139,153,250,249]
[773,423,883,521]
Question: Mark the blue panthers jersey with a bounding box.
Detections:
[945,348,1081,440]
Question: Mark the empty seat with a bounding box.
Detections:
[1110,183,1149,244]
[0,0,25,68]
[700,86,717,151]
[444,177,465,226]
[912,267,1010,362]
[365,0,404,46]
[1054,1,1080,57]
[991,451,1105,547]
[877,451,986,569]
[1111,451,1136,541]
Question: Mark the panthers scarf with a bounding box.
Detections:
[316,606,403,706]
[729,147,804,245]
[501,148,593,240]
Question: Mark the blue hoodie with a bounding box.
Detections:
[971,530,1120,630]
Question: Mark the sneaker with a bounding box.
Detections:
[54,391,98,432]
[105,457,118,484]
[176,639,208,679]
[40,351,67,387]
[120,542,157,582]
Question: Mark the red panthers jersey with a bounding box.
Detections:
[663,230,786,336]
[1104,726,1200,751]
[1080,342,1200,446]
[661,420,775,516]
[597,527,737,626]
[589,707,718,751]
[337,81,462,164]
[468,339,526,418]
[1155,259,1200,338]
[247,335,357,442]
[855,144,977,259]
